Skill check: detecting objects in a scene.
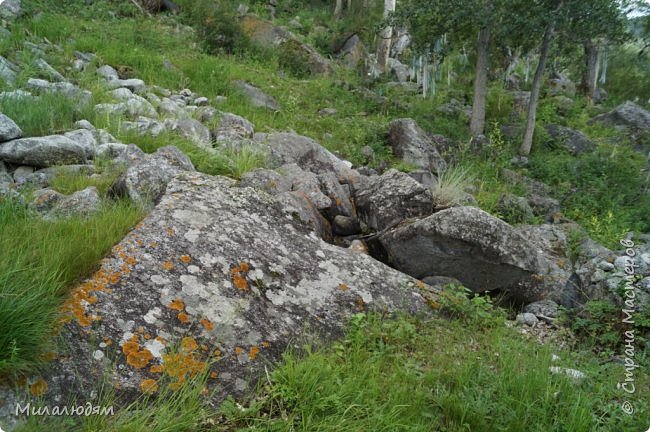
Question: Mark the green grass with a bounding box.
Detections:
[0,198,144,376]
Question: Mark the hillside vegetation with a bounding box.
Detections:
[0,0,648,431]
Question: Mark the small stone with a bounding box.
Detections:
[597,261,615,271]
[92,350,104,361]
[193,97,209,106]
[516,313,539,326]
[332,215,361,236]
[549,366,586,383]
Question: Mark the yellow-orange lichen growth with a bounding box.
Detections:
[127,349,153,369]
[249,346,260,361]
[180,255,192,264]
[177,313,190,324]
[162,261,174,271]
[200,318,214,331]
[231,262,250,292]
[213,349,222,358]
[125,256,137,266]
[209,371,218,379]
[30,378,48,396]
[169,299,185,311]
[140,379,158,394]
[261,341,270,348]
[234,346,244,356]
[162,351,206,390]
[150,364,164,374]
[338,283,349,291]
[181,337,198,353]
[62,269,118,326]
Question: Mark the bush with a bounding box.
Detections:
[177,0,250,54]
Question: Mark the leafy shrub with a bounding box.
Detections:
[277,38,315,78]
[437,284,506,329]
[177,0,250,54]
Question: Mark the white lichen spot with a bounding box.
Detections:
[180,275,209,298]
[120,332,134,345]
[235,378,248,391]
[150,275,171,285]
[171,210,211,229]
[144,339,166,359]
[143,307,162,324]
[199,253,217,267]
[315,250,325,258]
[187,265,200,274]
[92,350,104,361]
[184,229,201,242]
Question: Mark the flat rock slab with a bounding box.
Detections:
[0,135,86,167]
[3,172,433,423]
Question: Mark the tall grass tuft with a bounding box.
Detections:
[0,198,144,376]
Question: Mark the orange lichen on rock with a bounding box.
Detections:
[180,254,192,264]
[262,341,270,348]
[210,371,218,379]
[125,256,137,266]
[177,312,190,324]
[199,318,214,331]
[62,269,117,326]
[149,364,164,374]
[30,378,48,396]
[169,298,185,311]
[338,283,349,291]
[166,227,175,236]
[181,337,198,352]
[140,379,158,394]
[127,349,154,369]
[249,346,260,361]
[231,263,251,292]
[355,296,366,311]
[163,351,206,390]
[213,349,222,358]
[122,335,153,369]
[162,261,174,271]
[234,346,244,356]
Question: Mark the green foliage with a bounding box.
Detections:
[0,198,144,376]
[437,284,506,329]
[277,39,312,78]
[528,141,649,248]
[176,0,251,54]
[50,159,125,196]
[219,312,648,431]
[568,298,649,359]
[0,92,95,137]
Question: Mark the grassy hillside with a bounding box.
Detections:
[1,1,649,431]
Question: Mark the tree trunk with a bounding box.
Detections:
[375,0,396,74]
[519,23,555,156]
[469,26,490,136]
[334,0,344,19]
[581,39,600,102]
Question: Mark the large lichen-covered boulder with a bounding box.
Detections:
[2,172,434,426]
[240,15,333,76]
[388,119,447,175]
[376,206,575,305]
